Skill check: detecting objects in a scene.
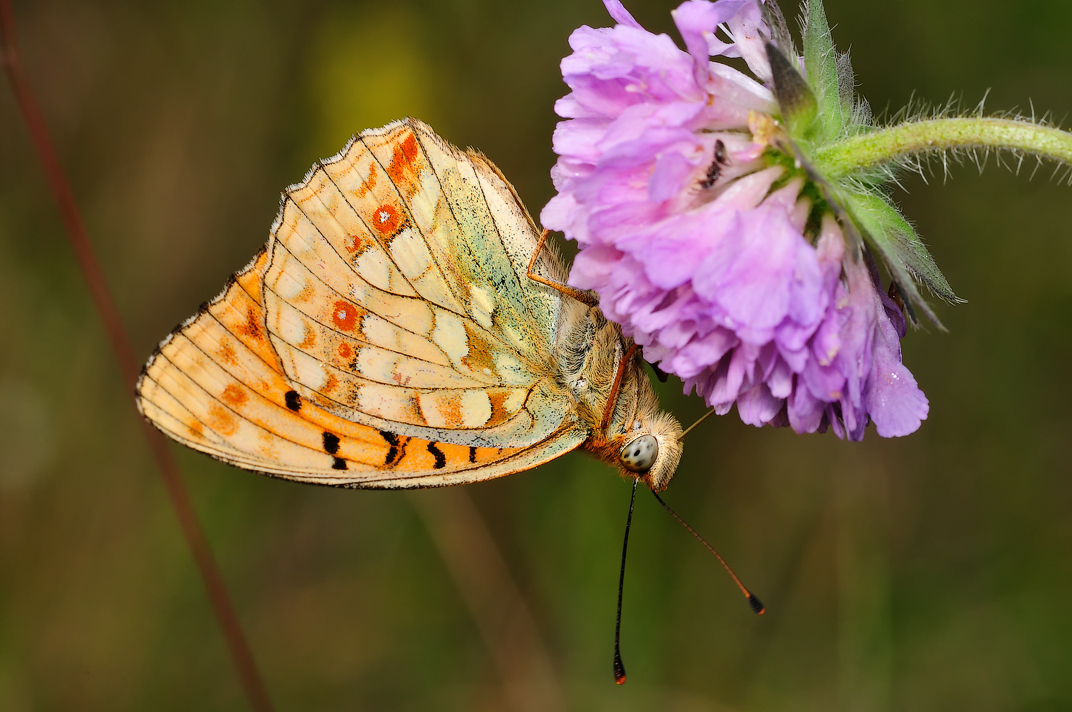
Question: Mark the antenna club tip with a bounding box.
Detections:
[748,593,765,615]
[613,656,627,685]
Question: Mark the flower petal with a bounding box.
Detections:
[671,0,749,69]
[602,0,644,29]
[865,307,928,437]
[544,0,929,442]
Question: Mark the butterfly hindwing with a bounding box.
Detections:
[137,119,589,488]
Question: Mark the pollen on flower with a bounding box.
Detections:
[748,110,780,150]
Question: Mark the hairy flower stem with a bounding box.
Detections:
[813,118,1072,179]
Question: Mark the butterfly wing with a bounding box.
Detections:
[136,119,587,488]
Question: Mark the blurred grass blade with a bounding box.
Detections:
[0,3,273,710]
[408,489,567,712]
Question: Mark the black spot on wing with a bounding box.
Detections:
[285,390,302,411]
[427,442,447,469]
[468,446,477,464]
[323,431,341,455]
[332,457,348,470]
[380,430,402,467]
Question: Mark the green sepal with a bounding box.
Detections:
[765,40,817,137]
[842,191,962,327]
[802,0,844,142]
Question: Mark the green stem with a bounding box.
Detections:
[813,117,1072,179]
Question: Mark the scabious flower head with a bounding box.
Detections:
[542,0,956,440]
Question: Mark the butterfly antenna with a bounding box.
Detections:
[651,492,766,616]
[613,477,640,685]
[678,408,716,441]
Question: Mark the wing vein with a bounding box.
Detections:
[260,279,451,371]
[146,351,327,459]
[406,128,527,324]
[357,133,472,312]
[406,126,552,375]
[269,218,529,372]
[316,158,430,303]
[140,372,218,441]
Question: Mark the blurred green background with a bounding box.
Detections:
[3,0,1072,709]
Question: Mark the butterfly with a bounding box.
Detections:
[135,119,683,491]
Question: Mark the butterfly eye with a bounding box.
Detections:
[620,434,659,473]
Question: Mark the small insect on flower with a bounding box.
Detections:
[542,0,959,440]
[699,139,729,189]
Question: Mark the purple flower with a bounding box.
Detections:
[541,0,929,439]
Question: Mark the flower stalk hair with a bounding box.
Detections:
[542,0,1072,440]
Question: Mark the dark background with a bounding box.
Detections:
[3,0,1071,709]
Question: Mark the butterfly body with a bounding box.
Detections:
[136,119,682,491]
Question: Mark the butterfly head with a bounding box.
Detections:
[617,409,682,492]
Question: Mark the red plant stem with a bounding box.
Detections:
[1,3,273,710]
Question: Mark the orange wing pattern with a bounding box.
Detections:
[136,119,587,488]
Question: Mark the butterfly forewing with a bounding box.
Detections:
[137,119,591,488]
[400,129,559,345]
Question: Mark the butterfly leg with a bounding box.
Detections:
[527,229,599,306]
[601,342,640,432]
